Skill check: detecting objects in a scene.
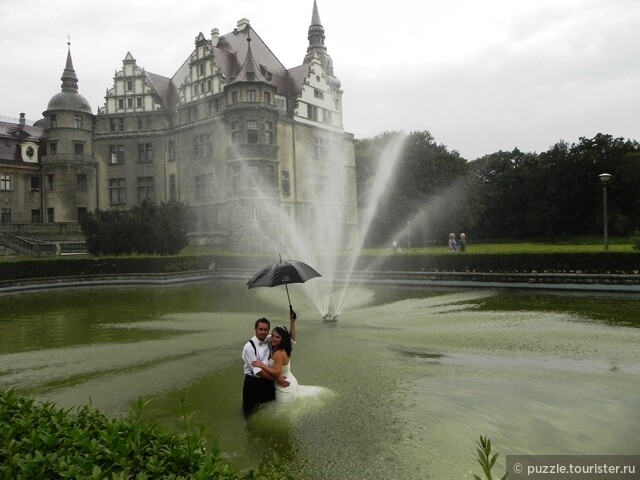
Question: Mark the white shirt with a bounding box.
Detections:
[242,334,271,376]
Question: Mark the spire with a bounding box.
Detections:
[232,33,269,84]
[304,0,328,66]
[61,39,79,93]
[303,1,340,87]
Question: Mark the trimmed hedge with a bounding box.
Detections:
[0,252,638,284]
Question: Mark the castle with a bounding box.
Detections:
[0,1,357,253]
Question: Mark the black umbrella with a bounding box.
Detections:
[246,255,321,312]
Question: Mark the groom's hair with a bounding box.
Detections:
[255,317,270,329]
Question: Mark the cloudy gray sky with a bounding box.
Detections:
[1,0,638,160]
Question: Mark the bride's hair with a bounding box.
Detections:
[273,326,292,356]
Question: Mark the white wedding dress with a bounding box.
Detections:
[274,361,299,402]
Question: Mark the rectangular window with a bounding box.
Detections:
[323,109,333,124]
[281,170,290,196]
[74,115,83,128]
[47,174,54,191]
[137,176,155,202]
[313,136,328,159]
[265,165,276,189]
[308,105,319,121]
[118,99,124,109]
[169,174,177,202]
[110,119,117,132]
[206,80,212,92]
[198,63,205,77]
[314,89,324,99]
[118,118,124,131]
[109,178,126,204]
[264,92,271,104]
[231,121,240,144]
[77,174,87,191]
[30,176,40,192]
[127,98,134,108]
[127,80,133,91]
[246,120,258,144]
[0,174,11,191]
[137,143,153,163]
[231,91,238,104]
[137,117,144,130]
[136,97,143,108]
[208,98,219,115]
[47,208,54,223]
[1,208,11,224]
[49,142,57,155]
[31,209,41,223]
[168,140,176,162]
[195,173,214,199]
[193,84,199,96]
[246,90,256,102]
[74,143,84,155]
[146,116,153,130]
[50,114,57,128]
[109,145,124,164]
[264,121,274,144]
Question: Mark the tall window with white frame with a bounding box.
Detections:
[247,120,258,144]
[109,178,126,205]
[1,208,11,224]
[137,176,154,202]
[0,174,11,191]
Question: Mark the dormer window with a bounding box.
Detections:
[314,89,324,100]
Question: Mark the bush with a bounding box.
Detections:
[0,390,294,479]
[80,202,193,256]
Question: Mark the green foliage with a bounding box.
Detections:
[473,436,507,480]
[0,389,290,479]
[632,229,640,251]
[80,201,193,256]
[355,130,640,247]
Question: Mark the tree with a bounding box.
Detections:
[80,202,193,256]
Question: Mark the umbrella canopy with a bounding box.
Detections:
[246,256,321,311]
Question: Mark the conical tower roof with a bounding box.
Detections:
[46,42,93,114]
[231,35,269,84]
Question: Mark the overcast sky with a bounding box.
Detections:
[1,0,638,160]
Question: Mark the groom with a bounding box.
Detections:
[241,312,296,417]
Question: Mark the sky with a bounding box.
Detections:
[1,0,638,160]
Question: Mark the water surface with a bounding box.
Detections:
[0,282,638,479]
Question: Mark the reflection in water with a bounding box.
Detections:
[0,283,639,479]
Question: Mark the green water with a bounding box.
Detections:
[0,282,638,479]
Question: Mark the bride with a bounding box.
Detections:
[252,325,298,402]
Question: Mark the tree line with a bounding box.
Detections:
[355,131,640,248]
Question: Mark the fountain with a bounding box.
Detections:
[240,133,407,321]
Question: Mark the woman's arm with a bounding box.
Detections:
[289,311,297,342]
[252,351,284,378]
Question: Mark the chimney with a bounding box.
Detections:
[237,18,250,31]
[19,113,26,127]
[211,28,220,47]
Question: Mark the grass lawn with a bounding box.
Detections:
[182,237,636,256]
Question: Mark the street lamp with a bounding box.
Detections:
[406,221,411,249]
[599,173,612,251]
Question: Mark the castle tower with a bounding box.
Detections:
[223,31,280,251]
[41,43,98,222]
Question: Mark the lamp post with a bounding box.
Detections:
[406,221,411,249]
[599,173,612,251]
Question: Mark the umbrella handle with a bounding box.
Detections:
[285,284,293,313]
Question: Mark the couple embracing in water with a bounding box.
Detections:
[241,310,298,417]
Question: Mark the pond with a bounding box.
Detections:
[0,282,638,479]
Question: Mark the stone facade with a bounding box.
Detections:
[0,1,357,252]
